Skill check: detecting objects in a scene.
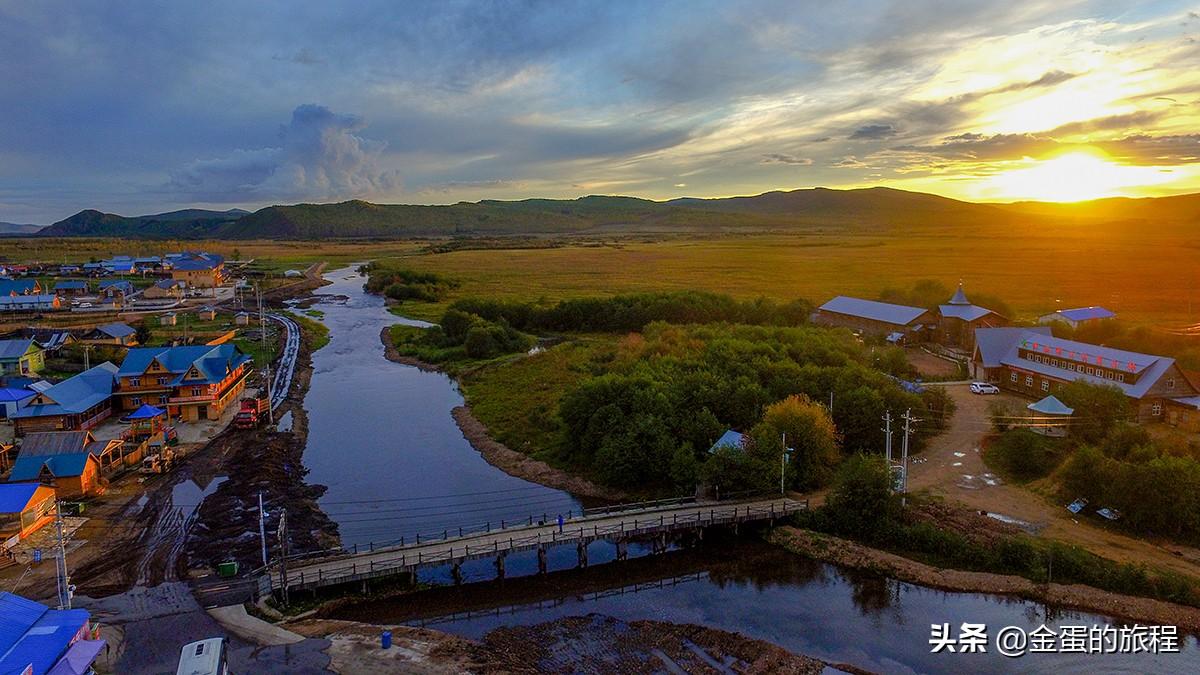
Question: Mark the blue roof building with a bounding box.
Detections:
[116,344,252,422]
[972,327,1200,422]
[12,362,118,435]
[1038,306,1117,328]
[0,592,104,675]
[936,283,1007,350]
[0,279,41,296]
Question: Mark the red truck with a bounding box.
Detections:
[233,396,270,429]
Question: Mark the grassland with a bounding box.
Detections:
[368,230,1200,325]
[283,311,331,351]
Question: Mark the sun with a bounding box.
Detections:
[985,151,1172,202]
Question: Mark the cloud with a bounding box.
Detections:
[849,123,898,140]
[761,153,813,165]
[168,104,400,200]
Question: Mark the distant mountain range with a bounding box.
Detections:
[27,188,1200,240]
[0,221,44,235]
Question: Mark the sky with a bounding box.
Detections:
[2,0,1199,224]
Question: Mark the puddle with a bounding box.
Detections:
[952,462,963,466]
[953,452,965,457]
[171,476,228,516]
[276,410,293,432]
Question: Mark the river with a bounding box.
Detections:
[298,264,581,579]
[301,265,1199,673]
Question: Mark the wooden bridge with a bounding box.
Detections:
[265,497,805,595]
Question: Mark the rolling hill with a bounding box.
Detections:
[0,222,43,235]
[30,188,1200,240]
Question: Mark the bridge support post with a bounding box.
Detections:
[537,546,547,574]
[495,554,506,580]
[451,563,463,586]
[616,539,628,561]
[577,541,588,569]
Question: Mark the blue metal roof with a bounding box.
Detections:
[118,344,251,386]
[97,280,133,292]
[9,452,93,481]
[127,403,165,420]
[0,338,38,361]
[171,252,224,271]
[818,296,929,326]
[1028,395,1074,415]
[0,483,42,513]
[939,304,996,322]
[708,429,746,454]
[0,279,38,296]
[0,387,35,403]
[93,323,135,338]
[12,362,117,419]
[1056,306,1116,322]
[1174,396,1200,410]
[975,327,1181,399]
[52,281,87,290]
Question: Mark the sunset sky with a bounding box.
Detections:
[2,1,1199,223]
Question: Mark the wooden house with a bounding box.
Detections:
[8,432,107,498]
[79,322,138,347]
[0,339,45,377]
[973,327,1200,423]
[0,483,57,540]
[813,296,936,342]
[12,362,118,435]
[115,344,252,422]
[936,283,1007,351]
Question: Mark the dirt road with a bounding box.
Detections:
[910,383,1200,578]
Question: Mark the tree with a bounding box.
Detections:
[751,394,839,491]
[1057,380,1130,444]
[825,454,899,541]
[134,322,151,346]
[440,309,476,344]
[463,325,498,358]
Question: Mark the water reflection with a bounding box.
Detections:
[299,265,580,549]
[334,539,1199,675]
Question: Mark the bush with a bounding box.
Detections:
[988,429,1062,482]
[825,454,899,542]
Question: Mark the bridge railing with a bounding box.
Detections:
[277,499,807,590]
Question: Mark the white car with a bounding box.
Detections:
[970,381,1000,395]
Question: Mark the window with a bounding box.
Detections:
[1041,380,1050,392]
[157,377,168,385]
[1152,402,1162,416]
[1025,375,1033,387]
[129,377,140,387]
[1011,371,1018,383]
[1117,374,1125,383]
[1086,367,1094,375]
[1167,378,1176,389]
[1106,371,1114,380]
[158,396,168,404]
[131,397,141,406]
[192,387,203,397]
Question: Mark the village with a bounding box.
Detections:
[2,250,1199,672]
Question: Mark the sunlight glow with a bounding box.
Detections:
[983,152,1174,202]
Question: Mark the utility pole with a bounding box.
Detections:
[54,501,71,609]
[900,409,921,507]
[81,345,91,371]
[780,432,787,495]
[882,410,893,463]
[258,492,268,568]
[277,509,289,607]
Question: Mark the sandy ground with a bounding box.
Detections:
[909,383,1200,579]
[905,347,962,379]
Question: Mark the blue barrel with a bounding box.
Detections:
[381,630,392,649]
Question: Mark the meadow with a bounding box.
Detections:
[368,230,1200,326]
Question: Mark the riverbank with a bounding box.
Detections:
[288,615,837,674]
[769,525,1200,634]
[378,324,626,501]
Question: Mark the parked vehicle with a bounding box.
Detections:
[233,396,269,429]
[970,381,1000,394]
[79,302,93,308]
[176,638,229,675]
[140,447,175,474]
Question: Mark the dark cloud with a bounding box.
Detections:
[849,123,899,140]
[1097,134,1200,165]
[168,105,400,200]
[1048,111,1163,136]
[761,153,814,165]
